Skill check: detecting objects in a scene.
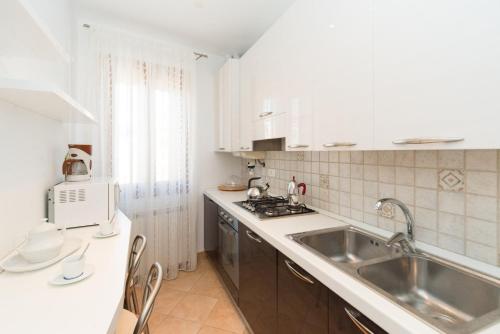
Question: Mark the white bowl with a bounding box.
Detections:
[18,238,64,263]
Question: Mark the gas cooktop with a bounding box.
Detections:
[234,196,316,220]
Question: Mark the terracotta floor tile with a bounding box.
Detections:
[198,326,238,334]
[189,271,226,299]
[152,316,201,334]
[169,293,218,323]
[162,271,204,292]
[147,312,168,332]
[204,299,246,334]
[154,287,186,315]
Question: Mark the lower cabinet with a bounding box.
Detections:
[330,292,387,334]
[232,221,387,334]
[238,223,278,334]
[277,253,329,334]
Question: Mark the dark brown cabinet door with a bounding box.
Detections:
[203,195,219,261]
[239,223,277,334]
[277,253,329,334]
[330,292,387,334]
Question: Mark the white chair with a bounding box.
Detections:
[117,262,163,334]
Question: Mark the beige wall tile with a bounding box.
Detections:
[396,167,415,186]
[378,151,395,166]
[415,207,437,230]
[340,178,350,192]
[364,151,378,165]
[339,163,350,178]
[379,166,395,183]
[339,151,350,163]
[466,171,497,197]
[364,181,378,198]
[320,162,329,175]
[438,234,465,254]
[311,162,319,173]
[351,194,363,210]
[329,176,339,190]
[415,151,438,168]
[340,206,351,217]
[329,151,339,162]
[339,192,350,207]
[415,168,438,189]
[466,241,497,265]
[351,164,363,179]
[351,151,364,164]
[363,165,378,181]
[396,185,414,206]
[395,151,415,167]
[320,151,329,162]
[378,217,395,231]
[466,194,497,222]
[311,151,320,161]
[351,179,363,195]
[466,218,497,247]
[438,150,465,169]
[365,213,378,226]
[415,227,438,246]
[379,183,395,198]
[438,212,465,238]
[439,191,465,215]
[351,209,364,221]
[466,150,497,171]
[328,162,339,176]
[415,188,438,210]
[329,190,339,204]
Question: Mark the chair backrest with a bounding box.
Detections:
[134,262,163,334]
[125,235,146,311]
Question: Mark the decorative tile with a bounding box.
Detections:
[378,202,395,219]
[296,152,304,161]
[439,169,465,192]
[319,175,329,189]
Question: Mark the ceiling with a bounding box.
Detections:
[76,0,296,56]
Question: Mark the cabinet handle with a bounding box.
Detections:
[240,146,251,150]
[246,230,262,243]
[219,147,226,150]
[284,259,314,285]
[323,142,357,148]
[288,144,309,149]
[392,137,464,145]
[344,308,374,334]
[259,111,273,118]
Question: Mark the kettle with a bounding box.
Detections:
[287,176,307,207]
[247,177,270,200]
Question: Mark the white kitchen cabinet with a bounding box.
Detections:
[280,0,315,151]
[216,59,239,152]
[238,56,254,151]
[312,0,374,151]
[254,113,287,141]
[373,0,500,150]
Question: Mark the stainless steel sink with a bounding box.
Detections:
[289,226,500,333]
[357,254,500,333]
[289,226,400,266]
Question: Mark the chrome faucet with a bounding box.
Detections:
[375,198,416,254]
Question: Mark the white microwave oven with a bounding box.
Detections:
[48,178,120,229]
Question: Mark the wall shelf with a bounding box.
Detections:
[0,77,96,123]
[0,0,71,63]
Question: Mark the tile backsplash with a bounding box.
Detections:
[243,150,500,266]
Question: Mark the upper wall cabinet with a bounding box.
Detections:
[238,55,255,151]
[216,59,239,152]
[313,0,374,151]
[373,0,500,150]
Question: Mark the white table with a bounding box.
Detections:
[0,211,131,334]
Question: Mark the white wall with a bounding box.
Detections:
[0,101,66,258]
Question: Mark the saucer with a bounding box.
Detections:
[92,230,120,239]
[49,264,94,286]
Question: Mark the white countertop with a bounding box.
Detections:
[0,211,131,334]
[204,189,500,334]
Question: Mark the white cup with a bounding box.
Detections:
[99,220,113,236]
[62,255,85,280]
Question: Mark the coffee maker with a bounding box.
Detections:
[62,144,92,182]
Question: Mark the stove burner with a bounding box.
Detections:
[234,196,316,219]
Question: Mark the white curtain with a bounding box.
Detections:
[74,26,198,279]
